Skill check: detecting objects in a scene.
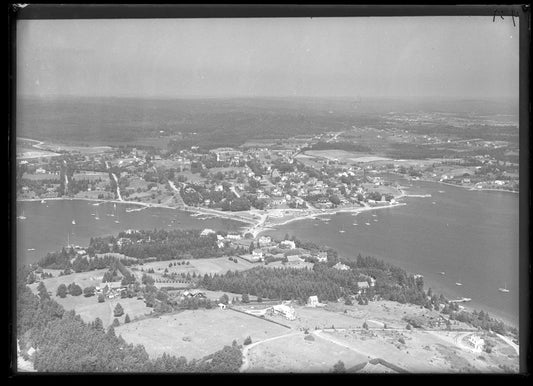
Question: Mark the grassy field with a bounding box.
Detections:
[116,308,289,360]
[132,256,256,279]
[246,332,369,373]
[29,269,151,328]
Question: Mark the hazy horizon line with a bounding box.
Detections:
[18,93,519,102]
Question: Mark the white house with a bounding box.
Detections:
[272,304,296,320]
[252,249,264,260]
[333,262,350,271]
[218,303,227,310]
[280,240,296,249]
[200,228,216,236]
[307,295,319,307]
[258,235,272,247]
[468,335,485,353]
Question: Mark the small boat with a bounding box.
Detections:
[17,210,26,220]
[455,282,463,286]
[91,213,95,216]
[339,230,345,233]
[373,219,378,222]
[72,220,76,225]
[353,223,357,226]
[498,283,510,293]
[365,222,370,225]
[27,248,35,251]
[371,214,377,217]
[440,272,445,275]
[432,201,436,205]
[450,297,471,303]
[41,200,46,204]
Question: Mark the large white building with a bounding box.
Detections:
[272,304,296,320]
[468,335,485,353]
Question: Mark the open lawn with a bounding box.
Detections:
[29,269,108,296]
[246,332,369,373]
[30,269,151,328]
[116,308,289,360]
[322,329,517,373]
[132,256,256,278]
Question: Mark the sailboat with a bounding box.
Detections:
[114,205,120,223]
[17,210,26,220]
[72,219,76,225]
[95,206,99,220]
[498,283,510,293]
[455,281,463,286]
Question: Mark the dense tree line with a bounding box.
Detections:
[114,229,234,261]
[201,265,372,303]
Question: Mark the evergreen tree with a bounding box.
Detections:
[332,360,346,373]
[93,317,104,332]
[112,318,120,327]
[125,314,131,323]
[114,303,124,317]
[56,284,68,298]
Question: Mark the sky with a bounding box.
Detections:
[16,17,519,99]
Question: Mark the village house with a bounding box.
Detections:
[286,254,305,264]
[467,335,485,353]
[280,240,296,249]
[258,235,272,247]
[252,249,264,260]
[333,262,350,271]
[271,303,296,320]
[357,281,370,294]
[316,251,328,263]
[307,295,319,307]
[200,228,216,237]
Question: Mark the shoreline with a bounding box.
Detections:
[17,196,519,332]
[414,178,518,194]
